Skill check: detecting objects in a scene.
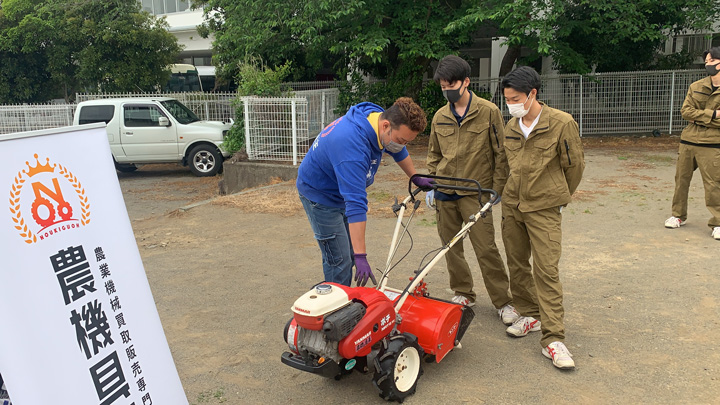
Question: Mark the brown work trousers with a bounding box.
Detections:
[671,143,720,228]
[436,197,511,308]
[502,204,564,347]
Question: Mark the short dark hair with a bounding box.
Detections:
[381,97,427,133]
[500,66,541,96]
[433,55,470,84]
[703,46,720,60]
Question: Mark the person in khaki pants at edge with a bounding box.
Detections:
[500,66,585,370]
[426,55,519,326]
[664,46,720,240]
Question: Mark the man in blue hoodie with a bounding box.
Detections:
[297,97,432,287]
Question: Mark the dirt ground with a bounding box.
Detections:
[117,135,719,405]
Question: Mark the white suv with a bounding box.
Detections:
[73,97,232,176]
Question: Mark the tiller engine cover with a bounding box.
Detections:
[283,283,397,376]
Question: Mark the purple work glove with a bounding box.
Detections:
[353,253,376,287]
[412,176,434,191]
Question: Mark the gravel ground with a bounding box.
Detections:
[117,136,719,405]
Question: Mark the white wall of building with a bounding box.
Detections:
[143,1,213,64]
[163,9,212,60]
[490,39,508,78]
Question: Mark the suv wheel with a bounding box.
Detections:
[114,162,138,173]
[188,145,222,177]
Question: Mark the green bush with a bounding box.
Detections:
[224,57,294,153]
[477,91,493,101]
[336,74,494,135]
[336,65,440,133]
[416,81,446,132]
[335,72,371,116]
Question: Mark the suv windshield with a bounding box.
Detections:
[160,99,201,124]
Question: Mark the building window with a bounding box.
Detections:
[141,0,153,13]
[672,34,711,55]
[153,0,165,14]
[193,56,212,66]
[142,0,191,15]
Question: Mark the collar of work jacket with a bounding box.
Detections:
[506,101,551,139]
[437,90,486,126]
[698,76,720,93]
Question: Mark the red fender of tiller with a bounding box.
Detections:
[395,294,464,363]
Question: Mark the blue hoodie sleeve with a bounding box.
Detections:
[334,160,370,223]
[385,147,409,162]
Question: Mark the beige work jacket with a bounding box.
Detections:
[427,91,508,199]
[503,102,585,212]
[680,76,720,144]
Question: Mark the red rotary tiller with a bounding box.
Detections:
[282,175,498,402]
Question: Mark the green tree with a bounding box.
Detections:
[196,0,475,94]
[0,0,181,103]
[448,0,720,75]
[222,57,294,153]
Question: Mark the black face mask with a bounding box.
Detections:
[706,63,720,76]
[442,85,465,104]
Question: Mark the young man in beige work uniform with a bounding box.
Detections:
[664,46,720,240]
[426,55,518,326]
[500,66,585,370]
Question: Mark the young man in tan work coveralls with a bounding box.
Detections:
[426,55,519,326]
[664,46,720,240]
[500,66,585,370]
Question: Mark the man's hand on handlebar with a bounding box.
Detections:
[411,176,435,191]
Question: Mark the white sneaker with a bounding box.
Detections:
[506,316,541,337]
[713,227,720,240]
[498,304,520,325]
[543,341,575,369]
[664,216,686,228]
[451,295,475,307]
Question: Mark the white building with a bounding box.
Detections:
[140,0,215,79]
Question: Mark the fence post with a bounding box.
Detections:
[243,98,251,159]
[669,71,675,135]
[321,91,326,129]
[205,101,210,121]
[291,99,298,166]
[579,75,583,137]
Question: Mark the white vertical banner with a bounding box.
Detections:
[0,124,187,405]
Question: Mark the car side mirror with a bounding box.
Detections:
[158,116,170,127]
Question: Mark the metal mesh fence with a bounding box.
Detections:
[285,81,344,91]
[295,88,340,136]
[242,97,310,165]
[77,92,237,122]
[471,69,707,136]
[0,104,76,135]
[1,70,711,158]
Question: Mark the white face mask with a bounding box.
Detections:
[507,94,534,118]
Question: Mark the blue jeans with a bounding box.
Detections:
[299,193,354,286]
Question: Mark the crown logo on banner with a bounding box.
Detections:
[9,154,90,244]
[23,154,57,177]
